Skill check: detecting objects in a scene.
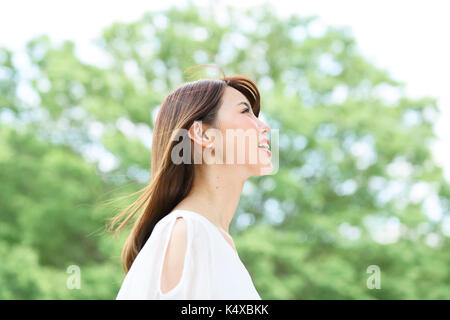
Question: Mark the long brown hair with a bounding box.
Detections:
[106,67,261,273]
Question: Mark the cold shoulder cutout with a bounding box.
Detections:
[160,216,188,294]
[116,209,261,300]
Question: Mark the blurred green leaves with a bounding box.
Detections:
[0,2,449,299]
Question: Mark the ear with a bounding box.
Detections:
[188,120,212,149]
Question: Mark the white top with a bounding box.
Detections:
[116,209,261,300]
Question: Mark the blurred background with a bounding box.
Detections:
[1,0,449,299]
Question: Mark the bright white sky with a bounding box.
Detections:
[1,0,449,181]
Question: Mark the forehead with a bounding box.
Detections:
[222,86,249,105]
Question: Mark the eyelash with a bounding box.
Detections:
[242,108,250,114]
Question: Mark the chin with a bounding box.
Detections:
[248,163,273,177]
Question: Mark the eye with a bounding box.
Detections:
[241,107,250,114]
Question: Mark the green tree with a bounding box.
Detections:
[0,2,448,299]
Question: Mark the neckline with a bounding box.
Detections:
[170,209,239,256]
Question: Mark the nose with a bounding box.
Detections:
[259,119,270,136]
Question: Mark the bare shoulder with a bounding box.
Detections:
[160,217,188,294]
[165,217,188,263]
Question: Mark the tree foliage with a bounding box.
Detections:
[0,2,448,299]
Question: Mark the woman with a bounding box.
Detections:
[109,73,272,299]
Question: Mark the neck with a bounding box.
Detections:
[173,165,245,233]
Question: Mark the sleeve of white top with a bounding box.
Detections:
[116,212,214,300]
[157,213,213,299]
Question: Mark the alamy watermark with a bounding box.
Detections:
[170,123,279,175]
[366,265,381,289]
[66,265,81,290]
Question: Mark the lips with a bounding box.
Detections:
[258,138,270,149]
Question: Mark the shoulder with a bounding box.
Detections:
[164,216,188,264]
[160,217,188,294]
[158,211,209,233]
[156,211,213,250]
[167,217,188,252]
[160,211,213,260]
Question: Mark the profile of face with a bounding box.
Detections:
[191,86,272,177]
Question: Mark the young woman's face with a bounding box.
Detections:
[206,86,272,176]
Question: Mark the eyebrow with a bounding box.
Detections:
[236,101,251,108]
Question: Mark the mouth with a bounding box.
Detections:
[258,138,270,150]
[258,141,272,158]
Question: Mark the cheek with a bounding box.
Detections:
[223,112,258,129]
[240,117,260,163]
[216,115,260,164]
[220,115,258,143]
[242,116,259,130]
[243,117,260,147]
